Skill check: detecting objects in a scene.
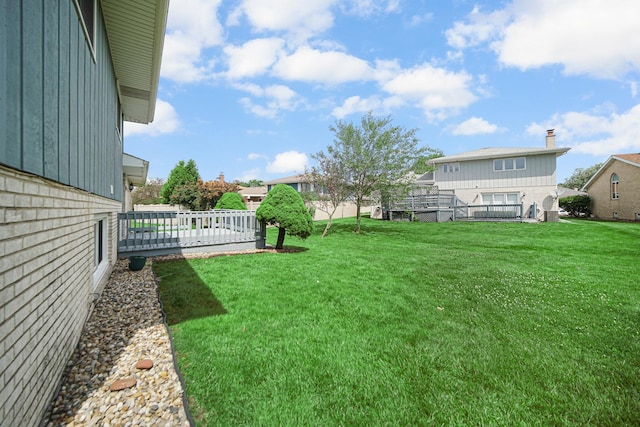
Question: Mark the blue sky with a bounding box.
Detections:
[124,0,640,184]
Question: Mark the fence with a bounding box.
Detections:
[117,210,265,256]
[454,204,523,220]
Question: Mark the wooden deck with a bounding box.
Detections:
[117,210,266,258]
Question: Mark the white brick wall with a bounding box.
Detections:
[0,166,120,426]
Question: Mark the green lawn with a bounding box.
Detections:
[154,218,640,426]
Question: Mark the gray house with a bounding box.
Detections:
[394,130,570,221]
[0,1,168,425]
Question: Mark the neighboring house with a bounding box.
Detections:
[264,174,309,192]
[582,154,640,221]
[424,130,570,221]
[238,186,268,210]
[0,1,168,425]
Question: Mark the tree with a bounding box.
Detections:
[304,149,351,238]
[131,178,165,205]
[199,180,240,210]
[561,163,602,190]
[168,180,201,210]
[559,195,592,217]
[256,184,314,249]
[411,151,445,174]
[327,111,438,233]
[238,179,264,187]
[215,192,247,210]
[161,159,201,203]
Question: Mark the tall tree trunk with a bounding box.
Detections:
[276,227,286,249]
[355,203,362,233]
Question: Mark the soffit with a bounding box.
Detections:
[101,0,169,124]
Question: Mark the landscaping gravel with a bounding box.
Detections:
[43,258,191,426]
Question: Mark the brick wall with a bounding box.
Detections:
[588,160,640,221]
[0,165,120,425]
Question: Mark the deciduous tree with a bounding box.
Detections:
[256,184,314,249]
[561,163,603,190]
[131,178,165,205]
[304,150,351,237]
[327,112,438,233]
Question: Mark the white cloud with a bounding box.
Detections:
[452,117,499,135]
[272,46,373,84]
[341,0,401,17]
[266,151,309,174]
[331,95,404,119]
[248,153,268,160]
[238,84,303,118]
[446,0,640,79]
[224,38,285,79]
[382,64,477,121]
[161,0,224,83]
[230,0,336,41]
[124,100,180,137]
[527,103,640,155]
[238,168,262,182]
[332,96,382,119]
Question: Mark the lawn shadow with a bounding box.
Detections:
[154,256,228,326]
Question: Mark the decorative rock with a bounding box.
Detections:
[109,377,137,392]
[135,359,154,370]
[41,259,189,426]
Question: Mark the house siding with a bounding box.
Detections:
[433,153,560,219]
[0,165,119,425]
[435,154,557,190]
[0,2,124,425]
[0,0,123,201]
[587,160,640,221]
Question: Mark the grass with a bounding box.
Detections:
[154,218,640,426]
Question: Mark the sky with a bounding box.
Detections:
[124,0,640,184]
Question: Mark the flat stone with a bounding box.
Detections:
[135,359,154,370]
[109,377,137,392]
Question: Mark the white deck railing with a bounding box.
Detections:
[117,210,264,254]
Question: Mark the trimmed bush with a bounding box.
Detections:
[215,192,247,210]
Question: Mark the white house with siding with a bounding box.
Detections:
[425,130,570,220]
[0,1,168,425]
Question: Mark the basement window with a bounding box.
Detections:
[93,215,109,290]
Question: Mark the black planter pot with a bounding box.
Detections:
[128,256,147,271]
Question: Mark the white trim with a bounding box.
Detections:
[92,214,109,290]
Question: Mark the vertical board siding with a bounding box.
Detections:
[438,155,557,190]
[22,0,45,176]
[58,1,70,184]
[0,0,122,201]
[44,0,59,181]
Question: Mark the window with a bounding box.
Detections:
[93,216,109,289]
[443,163,460,173]
[482,193,519,205]
[494,157,526,172]
[611,173,619,199]
[74,0,97,59]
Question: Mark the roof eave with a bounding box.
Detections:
[101,0,169,124]
[430,147,571,164]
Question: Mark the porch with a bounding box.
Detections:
[117,210,266,258]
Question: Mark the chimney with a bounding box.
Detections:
[546,129,556,148]
[218,172,224,183]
